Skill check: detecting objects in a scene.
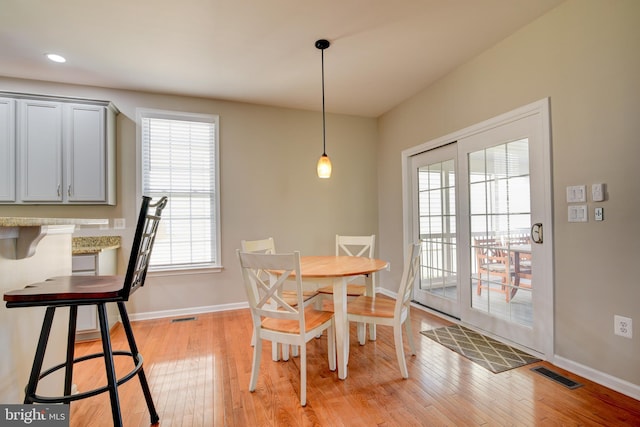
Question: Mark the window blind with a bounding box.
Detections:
[140,113,219,270]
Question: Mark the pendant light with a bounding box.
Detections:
[315,39,332,179]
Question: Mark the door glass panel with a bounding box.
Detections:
[418,159,457,300]
[469,138,532,327]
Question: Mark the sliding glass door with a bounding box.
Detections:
[406,100,553,355]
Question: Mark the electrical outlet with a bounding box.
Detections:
[614,315,633,339]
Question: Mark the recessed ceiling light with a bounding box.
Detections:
[46,53,66,63]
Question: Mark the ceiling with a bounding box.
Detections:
[0,0,564,118]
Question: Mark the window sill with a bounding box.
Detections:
[147,265,223,277]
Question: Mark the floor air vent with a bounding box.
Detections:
[531,366,583,389]
[171,316,197,323]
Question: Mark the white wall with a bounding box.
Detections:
[377,0,640,390]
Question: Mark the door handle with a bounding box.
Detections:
[531,223,543,244]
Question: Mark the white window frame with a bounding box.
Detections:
[136,108,221,275]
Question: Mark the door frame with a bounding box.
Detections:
[401,98,554,358]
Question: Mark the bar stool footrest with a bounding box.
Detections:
[27,350,144,404]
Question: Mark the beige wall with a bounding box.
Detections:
[0,78,379,314]
[378,0,640,387]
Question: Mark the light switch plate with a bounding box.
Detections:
[568,205,588,222]
[592,183,605,202]
[566,185,586,203]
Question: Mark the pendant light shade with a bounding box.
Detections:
[317,153,332,178]
[315,39,332,179]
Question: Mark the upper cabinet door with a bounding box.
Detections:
[65,104,107,202]
[0,98,16,202]
[19,99,63,202]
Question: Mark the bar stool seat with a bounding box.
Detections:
[3,196,167,427]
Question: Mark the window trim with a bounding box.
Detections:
[136,107,222,273]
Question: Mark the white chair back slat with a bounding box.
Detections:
[396,242,422,318]
[336,234,375,258]
[238,251,305,324]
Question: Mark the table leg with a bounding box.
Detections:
[333,277,349,379]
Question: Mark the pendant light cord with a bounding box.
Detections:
[321,47,327,156]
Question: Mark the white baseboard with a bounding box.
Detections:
[129,301,248,322]
[130,287,389,322]
[553,355,640,401]
[378,287,395,299]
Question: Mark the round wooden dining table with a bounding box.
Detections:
[293,255,389,380]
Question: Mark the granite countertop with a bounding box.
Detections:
[0,217,109,227]
[72,236,122,255]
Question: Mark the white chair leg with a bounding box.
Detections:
[291,345,299,357]
[272,342,280,361]
[315,295,324,338]
[300,344,307,406]
[357,322,366,345]
[327,321,336,371]
[366,273,377,341]
[404,314,416,355]
[394,324,408,379]
[250,337,262,392]
[250,313,258,346]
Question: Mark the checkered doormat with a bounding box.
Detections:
[420,324,540,373]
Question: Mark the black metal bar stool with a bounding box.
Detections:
[4,196,167,427]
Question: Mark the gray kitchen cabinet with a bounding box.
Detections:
[1,92,118,205]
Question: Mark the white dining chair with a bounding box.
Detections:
[237,250,336,406]
[240,237,318,360]
[345,242,421,378]
[317,234,376,298]
[317,234,376,341]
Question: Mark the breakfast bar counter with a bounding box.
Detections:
[72,235,122,255]
[0,217,108,259]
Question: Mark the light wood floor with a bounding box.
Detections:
[65,303,640,426]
